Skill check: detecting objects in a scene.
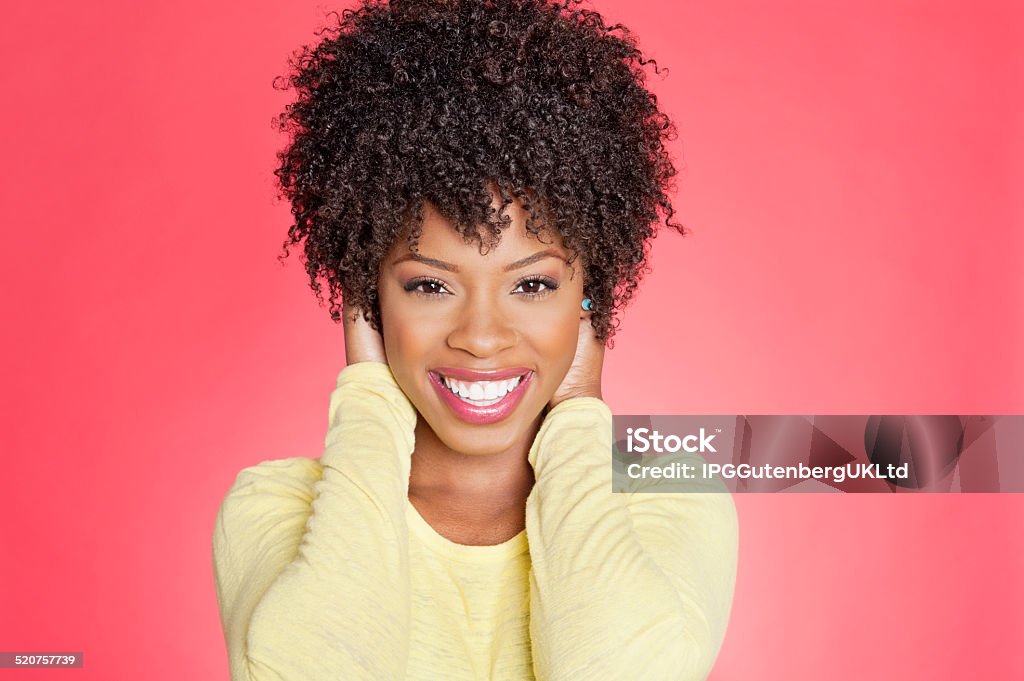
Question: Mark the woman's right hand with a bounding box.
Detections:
[343,302,387,365]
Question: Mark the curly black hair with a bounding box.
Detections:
[274,0,684,344]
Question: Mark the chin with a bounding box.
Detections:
[426,408,546,457]
[432,417,532,454]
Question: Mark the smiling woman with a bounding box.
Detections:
[211,0,739,679]
[381,194,583,457]
[381,192,589,547]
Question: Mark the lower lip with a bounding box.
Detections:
[428,371,533,425]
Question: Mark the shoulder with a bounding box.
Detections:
[212,458,329,616]
[213,457,326,548]
[220,456,324,503]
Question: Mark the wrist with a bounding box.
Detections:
[344,356,387,365]
[548,385,603,410]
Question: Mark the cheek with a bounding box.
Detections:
[383,333,429,370]
[378,292,423,385]
[519,304,580,370]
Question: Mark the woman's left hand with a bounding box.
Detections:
[548,313,605,410]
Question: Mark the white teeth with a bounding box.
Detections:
[438,374,525,406]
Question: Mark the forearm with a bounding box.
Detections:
[215,362,417,681]
[525,398,738,681]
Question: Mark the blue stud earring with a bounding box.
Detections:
[581,298,593,311]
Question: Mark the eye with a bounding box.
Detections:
[404,277,451,297]
[513,276,559,297]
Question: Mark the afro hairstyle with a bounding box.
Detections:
[273,0,685,343]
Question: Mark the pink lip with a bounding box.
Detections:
[428,370,533,425]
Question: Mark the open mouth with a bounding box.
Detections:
[427,369,533,425]
[437,373,527,406]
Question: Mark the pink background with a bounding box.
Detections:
[1,0,1021,678]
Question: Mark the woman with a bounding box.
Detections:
[212,0,739,679]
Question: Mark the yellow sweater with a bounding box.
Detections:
[212,361,738,680]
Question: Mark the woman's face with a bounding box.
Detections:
[378,193,585,457]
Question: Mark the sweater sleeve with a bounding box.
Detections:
[212,361,417,681]
[525,398,739,681]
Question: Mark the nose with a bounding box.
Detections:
[446,296,517,359]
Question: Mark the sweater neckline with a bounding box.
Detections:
[405,500,528,562]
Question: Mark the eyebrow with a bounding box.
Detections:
[391,249,566,273]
